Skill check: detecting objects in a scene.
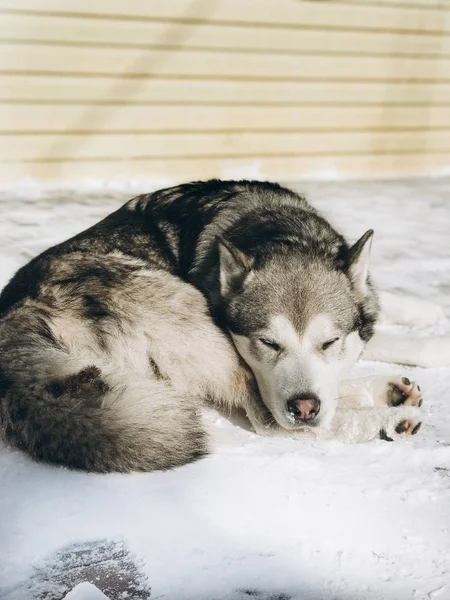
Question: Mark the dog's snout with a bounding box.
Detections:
[287,393,321,422]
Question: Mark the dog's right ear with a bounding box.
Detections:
[218,236,254,296]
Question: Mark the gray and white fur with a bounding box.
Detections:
[0,180,424,472]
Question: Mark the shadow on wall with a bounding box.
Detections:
[46,0,218,164]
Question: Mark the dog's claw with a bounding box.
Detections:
[412,422,422,435]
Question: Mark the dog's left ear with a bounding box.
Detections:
[346,229,374,295]
[218,236,254,296]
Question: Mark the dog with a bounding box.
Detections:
[0,180,424,472]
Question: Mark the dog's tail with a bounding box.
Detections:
[0,364,207,473]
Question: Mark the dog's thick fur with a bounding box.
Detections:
[0,180,423,473]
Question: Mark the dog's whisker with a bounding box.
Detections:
[333,394,363,402]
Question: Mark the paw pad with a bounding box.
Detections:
[388,378,423,408]
[395,419,422,435]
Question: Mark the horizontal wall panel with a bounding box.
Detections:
[0,153,449,183]
[3,13,450,57]
[1,1,449,182]
[344,0,448,7]
[0,1,449,33]
[1,131,449,161]
[2,76,449,105]
[1,44,449,81]
[2,105,450,133]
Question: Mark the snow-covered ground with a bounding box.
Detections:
[0,178,449,600]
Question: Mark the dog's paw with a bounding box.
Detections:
[394,418,422,436]
[372,375,423,408]
[386,376,423,408]
[380,406,423,441]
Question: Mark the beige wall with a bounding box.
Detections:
[0,0,449,183]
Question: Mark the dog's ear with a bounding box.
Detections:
[347,229,374,294]
[218,236,254,296]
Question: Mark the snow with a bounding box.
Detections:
[63,583,109,600]
[0,177,450,600]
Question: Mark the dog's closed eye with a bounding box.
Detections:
[322,337,340,351]
[259,338,281,352]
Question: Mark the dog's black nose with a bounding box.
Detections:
[287,394,321,422]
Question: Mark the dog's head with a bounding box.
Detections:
[218,231,379,430]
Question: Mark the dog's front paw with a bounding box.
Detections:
[372,375,423,408]
[380,406,423,441]
[386,376,423,408]
[394,418,422,436]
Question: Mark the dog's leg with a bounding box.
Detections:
[378,290,444,326]
[325,404,423,443]
[368,293,449,367]
[243,376,424,443]
[244,390,422,443]
[363,330,450,367]
[321,375,424,442]
[338,375,423,409]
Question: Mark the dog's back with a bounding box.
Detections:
[0,182,256,472]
